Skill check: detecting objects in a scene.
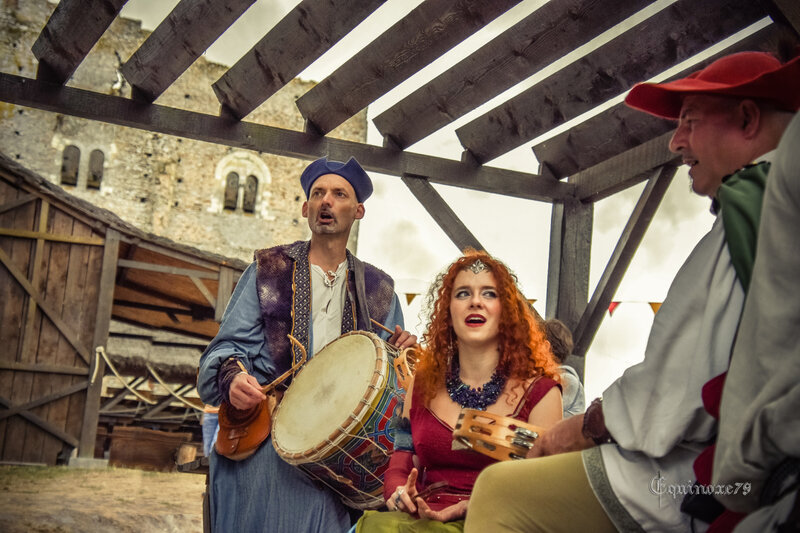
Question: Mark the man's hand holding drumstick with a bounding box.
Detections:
[371,319,417,350]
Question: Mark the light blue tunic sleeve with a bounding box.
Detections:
[197,262,276,406]
[379,292,405,340]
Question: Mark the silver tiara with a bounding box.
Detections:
[468,259,489,274]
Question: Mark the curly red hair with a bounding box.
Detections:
[413,250,559,405]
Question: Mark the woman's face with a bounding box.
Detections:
[449,269,501,350]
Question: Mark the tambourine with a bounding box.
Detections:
[452,409,543,461]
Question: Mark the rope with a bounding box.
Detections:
[145,363,204,412]
[95,346,156,405]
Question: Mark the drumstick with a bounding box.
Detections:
[236,360,248,374]
[370,318,395,336]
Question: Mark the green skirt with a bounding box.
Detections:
[356,510,465,533]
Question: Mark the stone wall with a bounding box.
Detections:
[0,0,368,261]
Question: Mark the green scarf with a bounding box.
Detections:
[716,161,770,293]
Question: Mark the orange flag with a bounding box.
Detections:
[405,293,417,306]
[649,302,662,314]
[608,301,621,316]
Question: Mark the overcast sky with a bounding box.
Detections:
[119,0,762,400]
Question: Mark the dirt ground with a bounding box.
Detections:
[0,464,206,532]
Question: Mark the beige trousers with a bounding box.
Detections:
[464,451,617,533]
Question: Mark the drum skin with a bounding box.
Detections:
[272,331,405,509]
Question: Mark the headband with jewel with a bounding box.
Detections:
[467,259,489,275]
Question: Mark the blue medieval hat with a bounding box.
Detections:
[300,157,373,202]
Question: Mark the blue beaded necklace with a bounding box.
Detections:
[446,359,506,410]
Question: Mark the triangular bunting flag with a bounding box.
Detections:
[649,302,662,314]
[608,301,621,316]
[527,299,537,305]
[405,293,417,306]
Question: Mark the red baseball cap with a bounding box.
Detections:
[625,51,800,119]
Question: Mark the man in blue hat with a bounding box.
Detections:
[198,156,416,532]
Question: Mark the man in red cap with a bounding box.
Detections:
[198,156,416,532]
[464,51,799,532]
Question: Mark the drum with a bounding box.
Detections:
[452,409,543,461]
[271,331,408,509]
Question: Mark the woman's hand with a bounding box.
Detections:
[388,467,420,514]
[416,498,468,521]
[228,373,265,410]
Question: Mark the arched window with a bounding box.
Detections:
[87,149,104,189]
[243,175,258,213]
[224,172,239,210]
[60,145,80,186]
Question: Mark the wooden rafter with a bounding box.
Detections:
[572,165,678,357]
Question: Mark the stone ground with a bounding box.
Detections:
[0,464,205,532]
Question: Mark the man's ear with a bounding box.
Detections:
[739,100,761,139]
[355,203,365,220]
[301,201,309,218]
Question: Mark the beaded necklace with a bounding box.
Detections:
[446,359,506,410]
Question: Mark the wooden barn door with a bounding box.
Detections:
[0,183,116,464]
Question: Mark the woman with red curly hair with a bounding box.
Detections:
[354,250,562,532]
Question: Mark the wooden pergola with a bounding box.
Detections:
[1,1,798,459]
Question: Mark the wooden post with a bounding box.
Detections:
[78,228,119,458]
[215,266,235,322]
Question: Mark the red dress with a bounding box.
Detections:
[383,377,559,511]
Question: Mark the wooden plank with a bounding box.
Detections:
[78,229,119,458]
[401,175,485,253]
[0,228,105,245]
[769,0,800,35]
[117,258,219,280]
[0,189,37,462]
[0,247,91,364]
[374,0,654,149]
[549,197,593,332]
[190,277,216,309]
[0,381,90,421]
[532,23,778,178]
[545,202,564,319]
[0,194,35,215]
[458,0,767,164]
[31,0,128,84]
[21,201,58,463]
[214,0,385,119]
[296,0,522,135]
[573,165,677,356]
[215,266,235,322]
[0,73,569,203]
[0,361,89,376]
[121,0,255,102]
[573,131,678,202]
[0,395,79,448]
[100,376,145,412]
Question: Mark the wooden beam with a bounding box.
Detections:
[0,72,570,202]
[215,266,235,322]
[31,0,128,84]
[549,197,593,332]
[374,0,653,149]
[117,258,218,279]
[531,23,778,178]
[458,0,767,164]
[295,0,522,135]
[78,228,119,458]
[190,277,216,309]
[545,202,564,319]
[100,376,145,411]
[0,394,80,448]
[0,361,89,377]
[572,131,678,202]
[573,165,677,357]
[401,174,485,253]
[121,0,256,102]
[0,381,90,421]
[0,228,105,246]
[0,194,35,215]
[0,246,92,364]
[768,0,800,35]
[213,0,385,119]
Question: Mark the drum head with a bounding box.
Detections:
[273,332,383,457]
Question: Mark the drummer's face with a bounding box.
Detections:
[450,270,501,350]
[302,174,364,236]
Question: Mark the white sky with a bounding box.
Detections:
[119,0,755,401]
